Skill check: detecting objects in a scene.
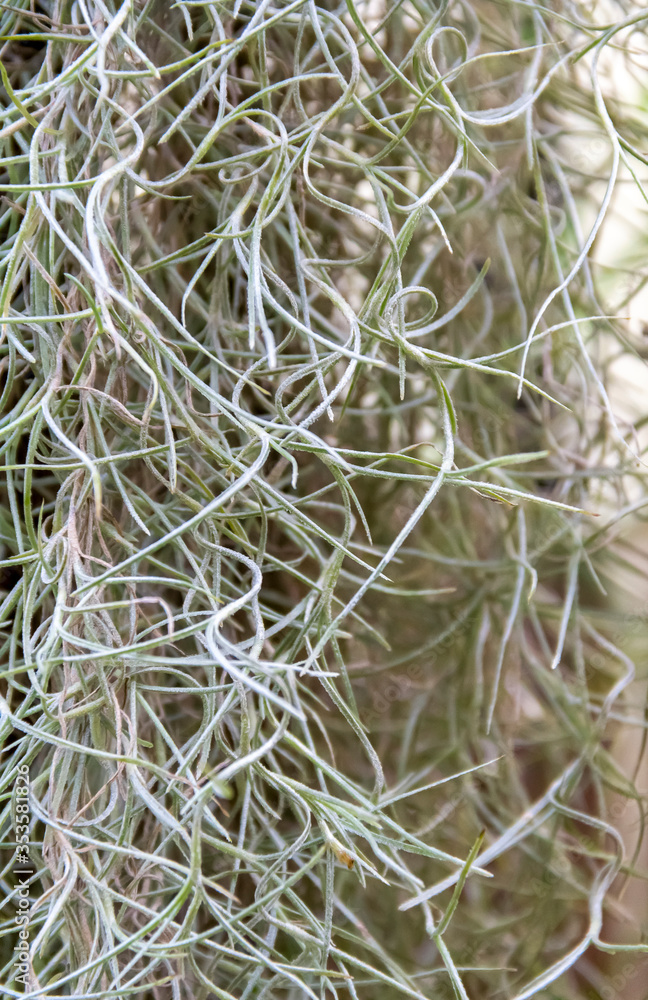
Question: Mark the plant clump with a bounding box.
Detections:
[0,2,647,999]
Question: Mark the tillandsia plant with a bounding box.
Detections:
[0,1,647,998]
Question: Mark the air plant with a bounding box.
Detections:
[0,2,647,998]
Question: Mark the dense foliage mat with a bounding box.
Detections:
[1,1,647,998]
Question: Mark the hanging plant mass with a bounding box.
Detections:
[1,2,647,999]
